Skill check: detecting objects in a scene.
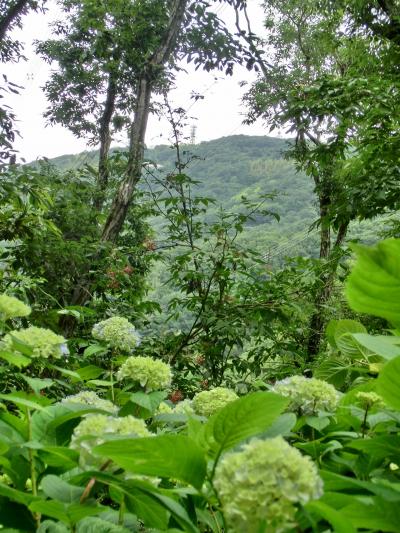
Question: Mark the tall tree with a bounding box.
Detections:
[38,0,254,330]
[242,0,353,358]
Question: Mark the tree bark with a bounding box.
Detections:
[60,0,188,335]
[0,0,30,43]
[306,220,349,359]
[94,73,117,211]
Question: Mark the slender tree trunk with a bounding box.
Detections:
[94,74,117,211]
[60,0,188,335]
[101,76,151,241]
[0,0,30,42]
[306,220,349,359]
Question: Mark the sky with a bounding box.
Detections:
[3,1,275,162]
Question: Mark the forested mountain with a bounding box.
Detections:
[49,134,385,260]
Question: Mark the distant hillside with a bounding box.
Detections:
[47,135,386,260]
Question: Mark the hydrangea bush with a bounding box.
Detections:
[70,414,150,467]
[192,387,238,417]
[214,437,323,532]
[117,355,172,391]
[61,390,118,414]
[271,375,340,415]
[92,316,141,352]
[0,294,31,320]
[2,326,68,359]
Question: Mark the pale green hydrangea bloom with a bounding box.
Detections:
[61,390,118,414]
[192,387,238,417]
[70,414,150,467]
[173,399,195,416]
[2,326,68,359]
[0,294,31,320]
[214,436,323,533]
[156,399,195,417]
[92,316,140,352]
[117,355,172,391]
[272,375,339,415]
[157,401,174,414]
[356,391,385,409]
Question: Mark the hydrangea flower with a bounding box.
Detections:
[70,414,150,467]
[271,375,339,415]
[173,399,195,416]
[2,326,67,359]
[117,356,172,391]
[192,387,238,417]
[157,401,174,414]
[0,294,31,320]
[92,316,140,352]
[356,391,385,409]
[61,390,118,414]
[214,436,323,532]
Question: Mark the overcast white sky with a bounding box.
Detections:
[3,1,276,162]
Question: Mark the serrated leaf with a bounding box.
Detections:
[377,355,400,410]
[203,391,288,457]
[94,434,206,489]
[346,239,400,326]
[306,500,357,533]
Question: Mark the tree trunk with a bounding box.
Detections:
[0,0,30,43]
[94,74,117,211]
[306,220,349,359]
[60,0,188,335]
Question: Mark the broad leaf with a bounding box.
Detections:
[306,500,357,533]
[203,391,288,456]
[346,239,400,326]
[94,434,206,489]
[377,355,400,410]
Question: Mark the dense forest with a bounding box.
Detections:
[1,1,400,532]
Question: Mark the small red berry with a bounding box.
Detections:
[200,379,209,390]
[123,265,134,275]
[169,390,184,403]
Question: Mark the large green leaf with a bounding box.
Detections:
[306,500,357,533]
[29,500,106,525]
[352,333,400,360]
[377,355,400,410]
[41,475,84,503]
[347,435,400,461]
[346,239,400,326]
[203,391,288,456]
[94,434,206,489]
[0,393,48,412]
[326,319,367,352]
[0,350,31,368]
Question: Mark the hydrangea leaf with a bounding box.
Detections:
[346,239,400,326]
[204,391,288,456]
[326,319,367,349]
[351,333,400,360]
[94,434,206,489]
[377,355,400,410]
[0,350,31,368]
[41,475,84,504]
[306,501,357,533]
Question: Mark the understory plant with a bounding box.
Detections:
[0,239,400,531]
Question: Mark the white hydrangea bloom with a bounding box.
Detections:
[61,390,118,414]
[272,375,340,414]
[214,437,323,532]
[2,326,67,359]
[92,316,141,352]
[117,355,172,391]
[0,294,31,320]
[70,414,150,468]
[192,387,238,417]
